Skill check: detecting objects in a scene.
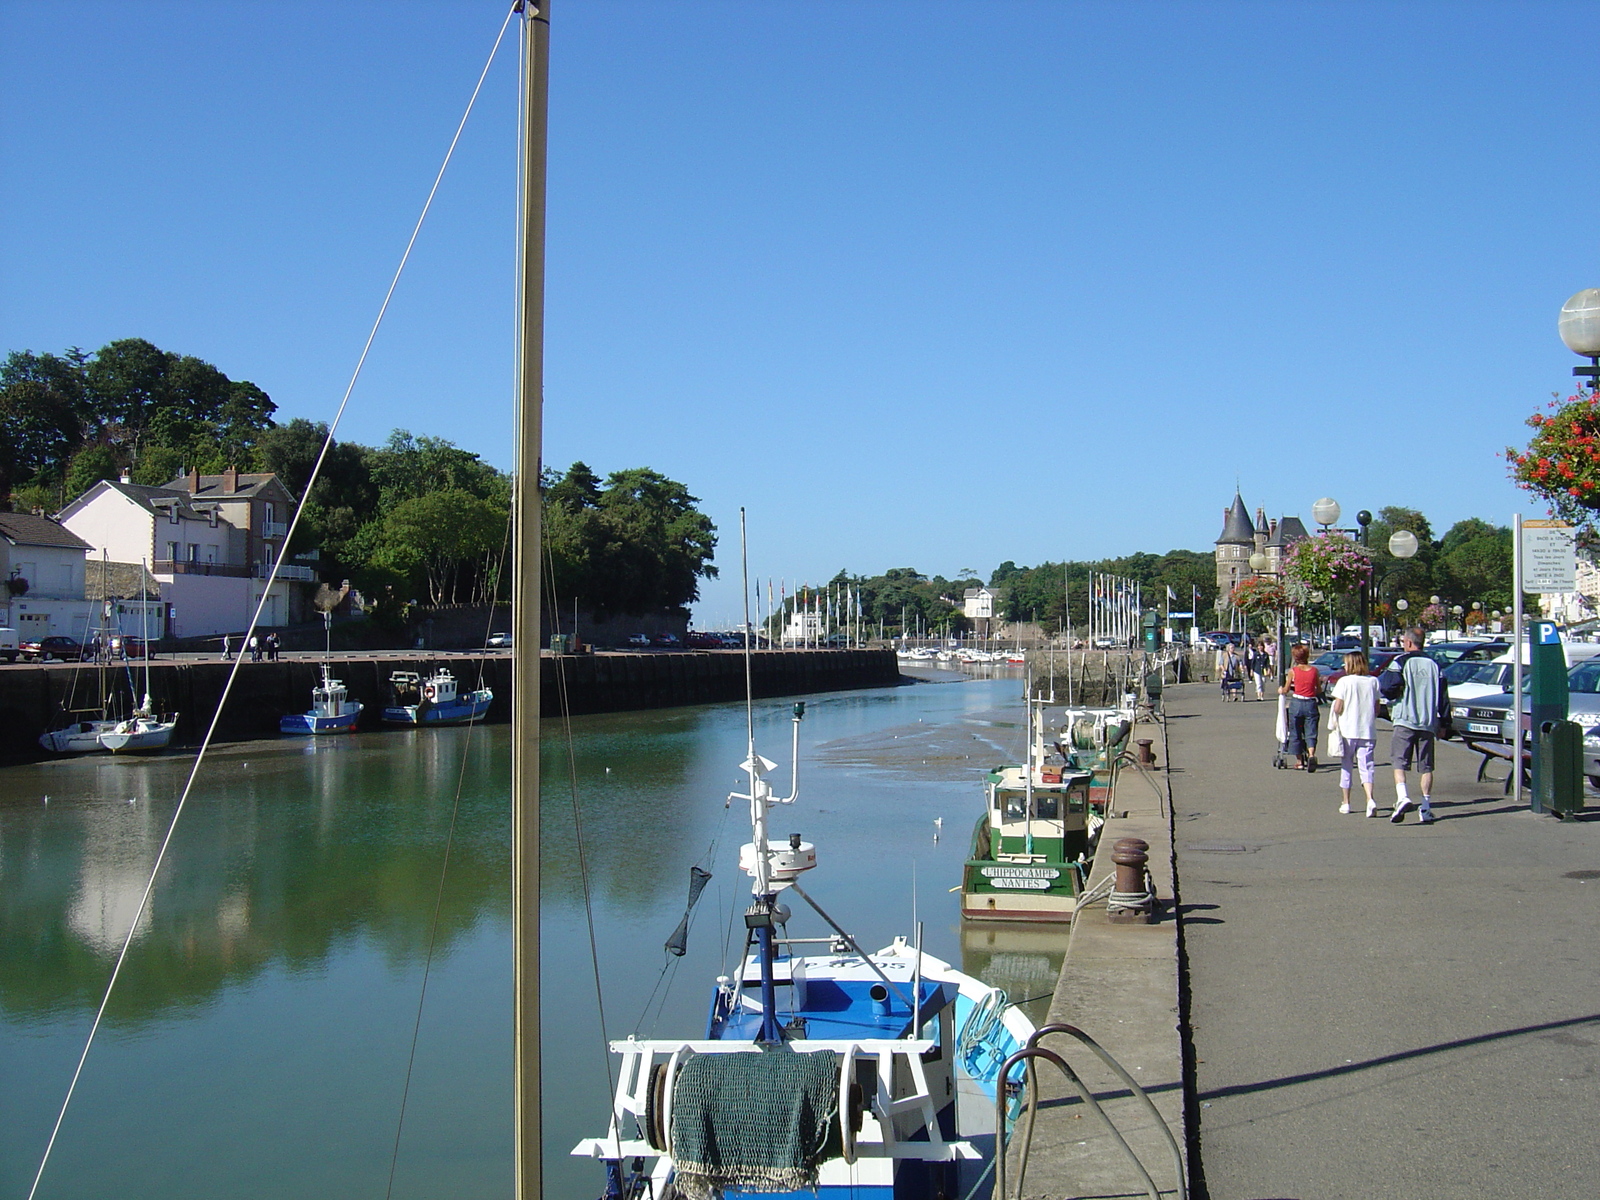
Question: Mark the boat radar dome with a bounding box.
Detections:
[739,836,817,886]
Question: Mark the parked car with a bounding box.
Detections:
[109,634,148,659]
[1199,631,1243,648]
[487,632,512,648]
[651,632,681,649]
[685,631,722,649]
[21,635,83,662]
[1092,635,1119,649]
[1454,658,1600,752]
[0,628,17,663]
[626,633,651,647]
[1423,640,1507,667]
[1317,647,1402,697]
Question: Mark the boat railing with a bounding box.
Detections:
[574,1037,976,1166]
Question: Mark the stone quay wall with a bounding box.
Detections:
[0,649,900,765]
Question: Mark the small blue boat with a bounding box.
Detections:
[382,667,492,726]
[280,667,363,735]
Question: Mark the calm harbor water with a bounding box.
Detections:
[0,674,1058,1199]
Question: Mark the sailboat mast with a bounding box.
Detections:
[511,2,549,1198]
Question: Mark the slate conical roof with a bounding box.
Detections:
[1268,515,1310,548]
[1216,493,1255,546]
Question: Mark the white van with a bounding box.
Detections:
[0,628,17,663]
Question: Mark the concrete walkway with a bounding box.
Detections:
[1171,682,1600,1199]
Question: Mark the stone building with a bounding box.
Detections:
[1215,492,1310,602]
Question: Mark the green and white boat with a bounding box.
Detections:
[960,700,1122,923]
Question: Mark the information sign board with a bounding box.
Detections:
[1521,520,1577,593]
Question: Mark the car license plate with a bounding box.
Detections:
[1467,722,1500,735]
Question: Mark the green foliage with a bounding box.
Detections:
[992,550,1217,630]
[541,462,719,617]
[0,338,277,508]
[62,445,118,502]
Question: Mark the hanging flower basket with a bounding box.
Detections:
[1283,532,1373,595]
[1229,575,1305,616]
[1507,389,1600,524]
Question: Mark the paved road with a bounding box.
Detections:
[1169,684,1600,1199]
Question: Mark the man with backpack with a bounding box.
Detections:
[1379,627,1449,824]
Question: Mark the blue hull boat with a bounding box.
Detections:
[573,704,1033,1200]
[382,667,493,726]
[280,667,363,735]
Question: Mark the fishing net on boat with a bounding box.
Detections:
[669,1049,841,1200]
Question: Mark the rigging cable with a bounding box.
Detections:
[25,9,519,1200]
[543,546,617,1102]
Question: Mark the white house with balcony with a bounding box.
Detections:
[0,512,98,641]
[59,469,315,639]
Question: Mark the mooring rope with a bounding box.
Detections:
[27,10,519,1199]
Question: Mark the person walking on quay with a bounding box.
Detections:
[1279,643,1321,770]
[1249,638,1270,700]
[249,633,261,662]
[221,633,231,661]
[1220,643,1246,700]
[266,632,280,661]
[1331,649,1381,816]
[1385,626,1441,824]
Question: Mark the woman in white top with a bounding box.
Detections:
[1331,650,1382,816]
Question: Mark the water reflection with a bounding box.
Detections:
[1,678,1031,1198]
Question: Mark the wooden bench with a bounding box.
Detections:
[1460,737,1526,794]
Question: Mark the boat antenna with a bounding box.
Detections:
[740,507,754,764]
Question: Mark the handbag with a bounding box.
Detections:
[1325,718,1344,757]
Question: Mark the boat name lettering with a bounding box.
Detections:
[986,879,1052,890]
[980,866,1060,880]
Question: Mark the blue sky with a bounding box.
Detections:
[3,0,1596,624]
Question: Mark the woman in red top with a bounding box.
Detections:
[1278,643,1321,771]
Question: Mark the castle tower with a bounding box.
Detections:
[1215,492,1255,601]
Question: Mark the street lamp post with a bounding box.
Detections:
[1560,288,1600,394]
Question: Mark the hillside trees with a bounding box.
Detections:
[0,338,277,508]
[541,462,719,617]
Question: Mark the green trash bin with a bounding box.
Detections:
[549,633,572,654]
[1537,719,1585,817]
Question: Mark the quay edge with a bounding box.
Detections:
[0,648,900,766]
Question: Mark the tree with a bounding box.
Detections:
[0,350,87,503]
[378,490,507,607]
[541,462,718,618]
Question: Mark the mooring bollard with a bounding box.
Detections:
[1108,837,1154,924]
[1135,738,1156,767]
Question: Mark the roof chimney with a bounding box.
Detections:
[119,468,131,484]
[223,465,239,493]
[189,466,200,493]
